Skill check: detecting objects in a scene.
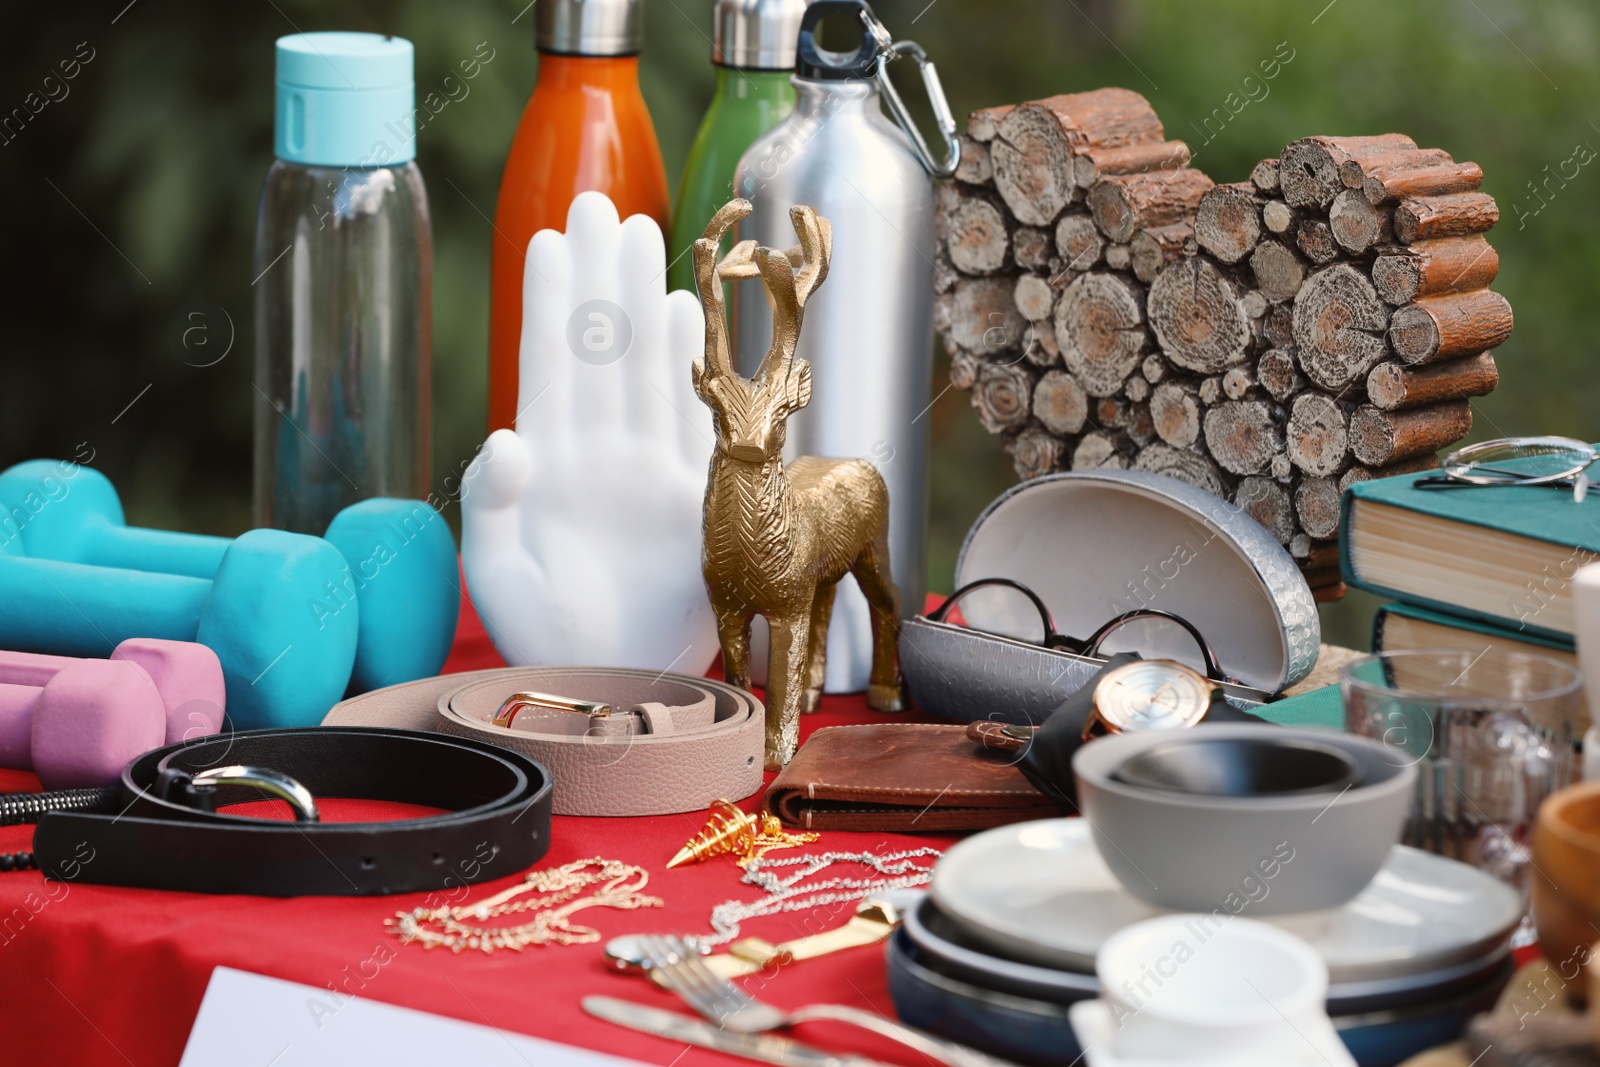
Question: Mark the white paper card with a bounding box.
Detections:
[181,966,652,1067]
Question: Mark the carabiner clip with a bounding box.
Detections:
[858,11,961,179]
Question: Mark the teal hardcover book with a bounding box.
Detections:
[1254,684,1343,731]
[1340,472,1598,642]
[1373,601,1576,661]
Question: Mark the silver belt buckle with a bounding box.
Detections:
[190,765,321,822]
[492,690,614,729]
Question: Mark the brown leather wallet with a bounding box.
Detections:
[762,723,1061,833]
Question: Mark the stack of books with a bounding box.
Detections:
[1340,469,1585,671]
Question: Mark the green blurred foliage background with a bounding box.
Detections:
[1,0,1596,649]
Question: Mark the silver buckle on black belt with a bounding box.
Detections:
[156,764,322,822]
[32,727,553,897]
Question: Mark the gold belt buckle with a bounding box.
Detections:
[492,691,614,728]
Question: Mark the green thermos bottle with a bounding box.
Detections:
[667,0,811,294]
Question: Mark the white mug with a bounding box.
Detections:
[1089,915,1350,1064]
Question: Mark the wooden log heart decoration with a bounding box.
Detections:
[937,88,1511,602]
[691,198,907,770]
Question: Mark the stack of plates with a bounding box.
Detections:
[887,820,1522,1067]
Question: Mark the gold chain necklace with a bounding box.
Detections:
[388,858,661,954]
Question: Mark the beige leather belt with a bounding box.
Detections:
[322,668,765,817]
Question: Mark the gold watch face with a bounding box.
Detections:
[1092,660,1214,733]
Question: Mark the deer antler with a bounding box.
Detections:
[723,207,828,290]
[693,199,753,380]
[754,206,831,384]
[754,246,803,385]
[719,240,804,281]
[789,205,832,310]
[695,200,832,385]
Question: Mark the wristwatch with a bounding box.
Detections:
[1081,659,1217,742]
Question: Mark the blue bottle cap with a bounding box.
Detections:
[275,32,415,168]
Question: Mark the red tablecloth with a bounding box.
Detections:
[0,593,956,1067]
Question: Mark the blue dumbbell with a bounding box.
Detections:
[0,459,460,728]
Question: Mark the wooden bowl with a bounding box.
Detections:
[1531,781,1600,1004]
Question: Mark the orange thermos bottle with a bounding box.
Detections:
[488,0,668,432]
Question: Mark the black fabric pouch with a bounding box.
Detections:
[1016,653,1265,809]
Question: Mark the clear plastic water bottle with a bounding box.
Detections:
[254,32,432,533]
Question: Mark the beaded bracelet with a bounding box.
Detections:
[0,787,119,873]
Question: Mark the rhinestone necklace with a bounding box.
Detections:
[701,847,941,946]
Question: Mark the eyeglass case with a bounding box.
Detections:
[900,471,1319,725]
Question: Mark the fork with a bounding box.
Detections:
[641,935,1020,1067]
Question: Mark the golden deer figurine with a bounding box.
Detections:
[691,198,907,770]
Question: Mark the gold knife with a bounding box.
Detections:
[581,996,903,1067]
[624,894,910,984]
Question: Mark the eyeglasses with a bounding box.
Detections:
[1413,436,1597,503]
[930,577,1231,681]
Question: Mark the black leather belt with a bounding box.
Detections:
[31,727,553,896]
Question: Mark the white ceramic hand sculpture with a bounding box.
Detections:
[461,192,719,673]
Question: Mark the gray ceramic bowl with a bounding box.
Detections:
[1112,735,1362,797]
[1073,724,1416,915]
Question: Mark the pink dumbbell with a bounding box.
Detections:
[0,638,226,789]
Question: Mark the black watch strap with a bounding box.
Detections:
[1018,654,1263,809]
[32,727,553,896]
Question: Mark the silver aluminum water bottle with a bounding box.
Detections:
[730,0,958,693]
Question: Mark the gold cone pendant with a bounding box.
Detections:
[668,799,818,869]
